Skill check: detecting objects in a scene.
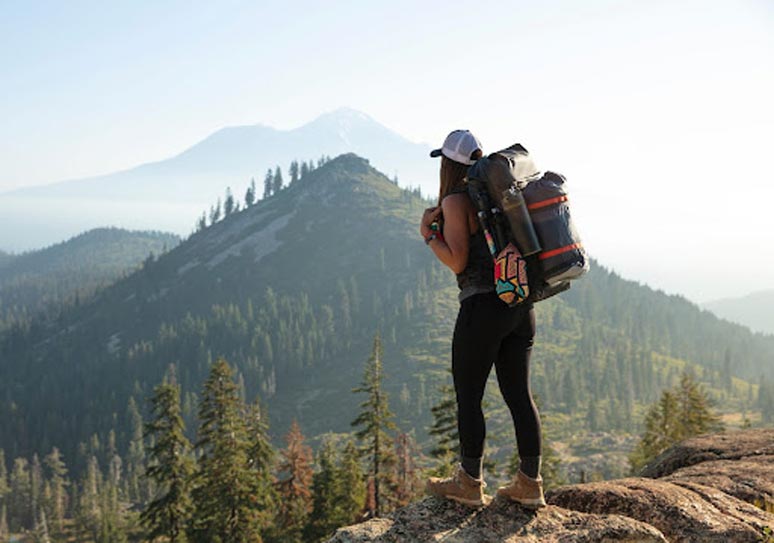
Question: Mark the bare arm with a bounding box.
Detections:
[421,194,470,274]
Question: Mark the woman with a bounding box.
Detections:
[422,129,546,508]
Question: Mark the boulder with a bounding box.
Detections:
[662,455,774,512]
[546,476,772,543]
[327,496,667,542]
[640,428,774,478]
[327,429,774,542]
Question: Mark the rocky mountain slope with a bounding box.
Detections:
[328,428,774,542]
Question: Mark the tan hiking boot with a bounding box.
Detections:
[425,464,487,506]
[496,470,546,509]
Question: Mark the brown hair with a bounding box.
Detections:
[437,150,484,205]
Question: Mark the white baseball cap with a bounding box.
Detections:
[429,129,483,165]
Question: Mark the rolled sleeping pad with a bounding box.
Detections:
[522,171,589,285]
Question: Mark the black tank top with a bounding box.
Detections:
[444,187,495,302]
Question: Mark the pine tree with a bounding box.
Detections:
[244,398,275,530]
[0,449,8,502]
[759,377,774,423]
[300,161,310,179]
[196,212,207,232]
[0,504,8,542]
[126,396,146,505]
[337,440,366,524]
[76,455,102,540]
[190,359,265,542]
[245,178,256,207]
[351,333,398,517]
[263,169,273,199]
[393,433,423,507]
[270,420,313,543]
[224,187,235,217]
[9,457,32,532]
[141,382,194,543]
[289,161,299,184]
[272,166,284,194]
[97,470,127,543]
[43,447,68,535]
[33,506,51,543]
[209,198,222,225]
[30,454,43,530]
[304,439,340,542]
[675,372,723,436]
[428,382,458,476]
[630,372,723,472]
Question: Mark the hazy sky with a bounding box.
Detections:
[1,0,773,301]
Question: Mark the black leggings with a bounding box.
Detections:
[452,291,541,459]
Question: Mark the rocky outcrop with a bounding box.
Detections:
[546,477,771,542]
[639,428,774,478]
[546,429,774,541]
[661,455,774,512]
[328,496,668,542]
[327,429,774,542]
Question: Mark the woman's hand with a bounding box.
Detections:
[422,195,471,274]
[420,206,442,238]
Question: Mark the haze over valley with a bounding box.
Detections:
[2,108,771,305]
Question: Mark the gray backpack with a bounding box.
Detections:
[466,143,589,302]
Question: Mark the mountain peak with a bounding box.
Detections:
[311,107,375,125]
[290,153,389,195]
[323,152,372,170]
[301,108,385,142]
[0,107,437,250]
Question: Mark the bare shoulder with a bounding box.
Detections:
[442,192,477,231]
[441,193,471,214]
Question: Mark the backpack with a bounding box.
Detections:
[466,144,589,304]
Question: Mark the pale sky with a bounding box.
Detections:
[1,0,773,301]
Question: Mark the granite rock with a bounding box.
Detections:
[640,428,774,478]
[546,476,772,543]
[328,496,668,542]
[662,455,774,512]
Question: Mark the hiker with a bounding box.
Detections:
[421,130,546,508]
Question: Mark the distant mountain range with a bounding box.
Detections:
[0,108,436,252]
[703,290,774,335]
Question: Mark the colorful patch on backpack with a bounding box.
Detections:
[494,242,530,305]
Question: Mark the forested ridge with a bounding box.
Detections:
[0,153,772,540]
[0,228,179,334]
